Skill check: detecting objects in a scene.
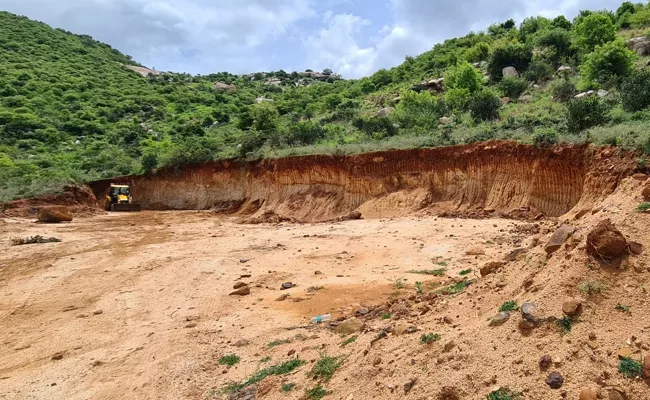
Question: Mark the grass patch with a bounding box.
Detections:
[340,335,358,347]
[260,356,271,363]
[415,281,423,294]
[408,268,446,276]
[267,339,291,348]
[499,300,519,312]
[218,354,240,366]
[420,333,441,344]
[619,357,643,378]
[310,355,343,381]
[443,280,471,294]
[281,383,296,392]
[433,261,448,266]
[459,268,473,276]
[556,316,573,333]
[487,387,522,400]
[637,202,650,212]
[381,313,392,320]
[306,384,328,400]
[392,277,407,289]
[615,304,631,313]
[225,359,306,393]
[578,280,607,295]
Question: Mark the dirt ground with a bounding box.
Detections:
[1,177,650,400]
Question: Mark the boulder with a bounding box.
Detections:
[480,261,504,277]
[587,219,628,260]
[38,206,73,223]
[439,116,454,125]
[579,388,597,400]
[233,282,247,289]
[557,65,572,74]
[502,66,519,78]
[212,82,236,91]
[335,318,365,335]
[562,299,582,316]
[544,224,575,254]
[489,311,510,326]
[229,286,251,296]
[628,241,644,255]
[375,107,395,117]
[574,90,595,99]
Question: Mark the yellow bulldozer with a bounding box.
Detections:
[105,184,141,212]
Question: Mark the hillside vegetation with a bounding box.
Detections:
[2,3,650,201]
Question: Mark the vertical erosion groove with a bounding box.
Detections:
[89,142,635,222]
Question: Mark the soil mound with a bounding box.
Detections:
[3,185,99,218]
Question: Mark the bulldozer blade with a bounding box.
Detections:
[110,203,141,212]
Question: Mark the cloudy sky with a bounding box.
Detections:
[1,0,626,78]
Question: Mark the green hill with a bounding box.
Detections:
[2,4,650,202]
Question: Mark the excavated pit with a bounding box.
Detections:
[89,141,637,222]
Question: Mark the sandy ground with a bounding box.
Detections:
[1,193,649,400]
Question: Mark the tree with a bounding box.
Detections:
[580,39,636,87]
[322,68,333,75]
[519,16,551,43]
[574,13,616,51]
[620,69,650,111]
[534,28,573,65]
[566,97,609,132]
[468,90,502,122]
[551,15,572,30]
[487,44,533,81]
[616,2,636,18]
[444,61,484,93]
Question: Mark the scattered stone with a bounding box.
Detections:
[437,386,460,400]
[520,302,537,321]
[579,388,597,400]
[233,282,247,289]
[587,219,628,260]
[539,355,552,370]
[443,316,454,325]
[443,340,456,352]
[502,66,519,78]
[51,353,64,361]
[489,312,510,326]
[465,247,485,256]
[280,282,296,290]
[239,274,251,279]
[628,241,643,255]
[439,116,454,125]
[38,206,73,223]
[287,349,296,356]
[403,378,417,394]
[335,318,365,335]
[480,261,504,277]
[518,319,536,330]
[500,97,511,105]
[239,258,249,263]
[562,299,582,316]
[546,371,564,389]
[557,65,572,74]
[393,324,417,336]
[275,294,290,301]
[544,224,575,254]
[375,107,394,117]
[643,354,650,379]
[185,323,197,328]
[356,308,369,315]
[504,248,528,262]
[229,286,251,296]
[93,310,103,315]
[617,346,634,359]
[574,90,595,99]
[597,89,609,97]
[373,357,382,366]
[314,270,323,275]
[233,339,250,347]
[11,235,62,245]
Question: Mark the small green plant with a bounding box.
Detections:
[306,384,328,400]
[282,383,296,392]
[445,280,471,294]
[433,260,448,266]
[578,280,607,295]
[310,355,343,381]
[260,356,271,363]
[618,357,643,378]
[532,128,558,148]
[459,268,473,276]
[636,202,650,212]
[420,333,441,344]
[408,268,446,276]
[340,335,358,347]
[225,359,306,393]
[499,77,529,99]
[392,277,407,289]
[219,354,241,366]
[415,281,424,294]
[499,300,519,312]
[487,387,522,400]
[267,339,291,348]
[615,304,631,313]
[381,313,392,320]
[556,315,573,333]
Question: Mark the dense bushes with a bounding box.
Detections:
[499,77,529,99]
[621,69,650,111]
[580,40,636,87]
[575,14,617,51]
[468,91,502,122]
[487,44,533,81]
[552,80,577,102]
[566,97,610,132]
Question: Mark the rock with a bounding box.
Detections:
[628,36,650,56]
[597,89,609,97]
[489,312,510,326]
[439,116,454,125]
[579,388,597,400]
[520,302,537,321]
[373,357,382,366]
[465,247,485,256]
[587,219,628,260]
[502,66,519,78]
[275,294,289,301]
[643,354,650,379]
[443,340,456,352]
[375,107,395,117]
[574,91,594,99]
[518,94,532,103]
[500,97,511,105]
[443,316,454,324]
[617,346,634,359]
[256,375,279,397]
[562,299,582,316]
[539,355,552,370]
[335,318,365,335]
[505,248,528,262]
[518,319,536,330]
[239,258,249,263]
[338,210,362,221]
[213,82,236,91]
[51,353,64,361]
[287,349,295,356]
[643,181,650,201]
[93,310,103,315]
[393,324,417,336]
[185,322,197,328]
[403,378,417,394]
[480,261,504,277]
[437,386,460,400]
[233,282,247,289]
[233,339,250,347]
[544,224,575,254]
[632,173,648,181]
[546,371,564,389]
[557,65,572,74]
[314,270,323,275]
[607,388,626,400]
[229,286,251,296]
[280,282,296,290]
[38,206,73,223]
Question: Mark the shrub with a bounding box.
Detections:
[487,44,533,81]
[468,91,502,121]
[581,40,636,87]
[618,357,643,378]
[518,16,552,43]
[499,77,529,99]
[578,280,608,295]
[218,354,240,366]
[552,79,577,102]
[566,97,609,133]
[466,42,490,62]
[420,333,441,344]
[575,13,617,51]
[306,385,328,400]
[352,116,397,140]
[532,128,558,147]
[524,60,554,83]
[310,355,343,381]
[487,387,522,400]
[551,15,572,30]
[499,301,519,312]
[394,90,448,130]
[637,202,650,212]
[556,315,573,333]
[630,9,650,28]
[444,61,484,93]
[621,69,650,112]
[445,88,471,111]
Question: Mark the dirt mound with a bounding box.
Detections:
[2,185,99,218]
[90,142,638,222]
[37,206,73,223]
[586,219,628,260]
